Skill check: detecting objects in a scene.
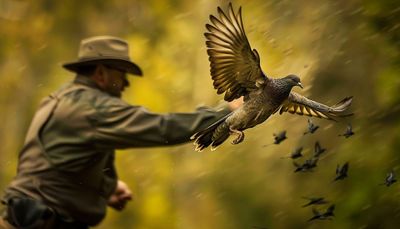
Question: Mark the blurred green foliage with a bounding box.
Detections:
[1,0,400,228]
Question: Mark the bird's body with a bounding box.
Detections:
[334,162,349,181]
[304,118,319,135]
[339,124,355,138]
[226,78,293,130]
[381,171,397,187]
[273,130,287,145]
[282,147,303,159]
[191,3,353,151]
[201,79,294,147]
[294,157,319,173]
[313,141,326,158]
[308,204,335,221]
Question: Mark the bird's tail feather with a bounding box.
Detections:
[210,125,230,151]
[191,113,231,152]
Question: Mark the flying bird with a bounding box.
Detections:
[339,123,354,138]
[380,170,397,187]
[313,141,326,158]
[191,3,353,151]
[294,157,319,173]
[304,118,319,135]
[334,162,349,181]
[302,196,329,208]
[273,131,287,144]
[263,130,287,147]
[281,146,303,159]
[308,204,335,221]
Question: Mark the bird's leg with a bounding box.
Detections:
[229,127,244,144]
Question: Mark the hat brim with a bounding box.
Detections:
[62,58,143,76]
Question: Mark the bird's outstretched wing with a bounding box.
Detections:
[336,165,340,175]
[342,162,349,173]
[205,3,266,102]
[278,92,353,120]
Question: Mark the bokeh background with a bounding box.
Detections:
[1,0,400,228]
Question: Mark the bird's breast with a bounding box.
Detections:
[263,81,292,104]
[227,99,276,130]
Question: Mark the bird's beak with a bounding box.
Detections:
[297,82,303,89]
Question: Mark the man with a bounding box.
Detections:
[0,36,237,228]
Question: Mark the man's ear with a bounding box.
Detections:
[92,65,107,88]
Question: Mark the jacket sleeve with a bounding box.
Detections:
[91,97,231,149]
[100,152,118,198]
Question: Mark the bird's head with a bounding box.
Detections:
[284,74,303,89]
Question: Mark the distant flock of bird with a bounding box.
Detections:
[267,118,396,223]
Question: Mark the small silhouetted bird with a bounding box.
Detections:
[304,118,319,135]
[273,131,287,144]
[313,141,326,157]
[339,123,354,138]
[308,204,335,221]
[380,170,397,187]
[334,162,349,181]
[281,147,303,159]
[263,130,287,147]
[294,157,319,172]
[191,3,353,151]
[302,197,329,207]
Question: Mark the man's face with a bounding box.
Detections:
[102,65,130,98]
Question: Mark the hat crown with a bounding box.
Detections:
[63,35,143,76]
[78,36,130,61]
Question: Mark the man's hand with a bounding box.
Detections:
[228,97,244,111]
[108,180,132,211]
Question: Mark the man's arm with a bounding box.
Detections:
[90,97,232,149]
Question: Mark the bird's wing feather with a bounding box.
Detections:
[326,204,335,213]
[343,162,349,172]
[205,3,266,102]
[390,171,395,179]
[314,141,320,152]
[279,92,353,120]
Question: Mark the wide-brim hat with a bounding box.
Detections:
[63,36,143,76]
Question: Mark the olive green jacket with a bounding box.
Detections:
[3,75,230,225]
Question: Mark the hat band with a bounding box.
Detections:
[78,56,131,61]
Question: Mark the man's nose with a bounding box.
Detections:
[123,78,130,87]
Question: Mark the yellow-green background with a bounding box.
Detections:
[1,0,399,228]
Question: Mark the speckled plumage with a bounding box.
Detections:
[191,3,353,151]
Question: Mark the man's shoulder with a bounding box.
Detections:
[56,83,129,111]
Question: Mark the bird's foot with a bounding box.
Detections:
[230,128,244,144]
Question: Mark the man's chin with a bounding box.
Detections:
[109,91,122,98]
